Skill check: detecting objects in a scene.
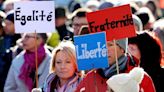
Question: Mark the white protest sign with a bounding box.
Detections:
[14,1,55,33]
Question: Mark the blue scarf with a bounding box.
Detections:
[102,55,128,78]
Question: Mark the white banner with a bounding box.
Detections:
[14,1,55,33]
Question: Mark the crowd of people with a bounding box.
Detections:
[0,0,164,92]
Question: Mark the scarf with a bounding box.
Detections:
[102,55,128,78]
[49,73,78,92]
[19,44,46,91]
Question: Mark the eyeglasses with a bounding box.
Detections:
[72,23,88,28]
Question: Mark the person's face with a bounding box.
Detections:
[4,20,14,35]
[4,3,13,13]
[128,44,141,60]
[144,23,152,30]
[72,17,88,36]
[55,50,76,80]
[107,41,124,65]
[55,17,66,27]
[22,33,41,52]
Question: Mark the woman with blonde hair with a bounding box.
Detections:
[43,40,81,92]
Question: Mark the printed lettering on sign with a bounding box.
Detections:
[14,1,55,33]
[74,32,109,70]
[86,4,136,41]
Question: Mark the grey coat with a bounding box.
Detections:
[4,48,52,92]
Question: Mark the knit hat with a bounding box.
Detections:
[55,7,66,18]
[116,38,128,53]
[5,10,14,23]
[153,18,164,29]
[0,10,6,27]
[68,1,81,13]
[106,67,144,92]
[85,0,100,11]
[132,14,143,32]
[98,1,114,10]
[136,7,155,26]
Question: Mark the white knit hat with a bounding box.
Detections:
[132,14,143,32]
[106,67,144,92]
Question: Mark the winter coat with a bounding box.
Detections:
[75,55,156,92]
[0,34,21,91]
[4,48,52,92]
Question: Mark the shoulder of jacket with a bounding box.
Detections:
[45,73,56,83]
[12,51,25,67]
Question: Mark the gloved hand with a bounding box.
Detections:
[31,88,42,92]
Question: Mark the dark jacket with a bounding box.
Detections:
[0,34,21,91]
[56,24,73,41]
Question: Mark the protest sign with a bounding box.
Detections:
[14,1,55,33]
[74,32,109,70]
[86,4,136,41]
[14,1,55,88]
[160,0,164,8]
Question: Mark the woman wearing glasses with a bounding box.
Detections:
[4,33,52,92]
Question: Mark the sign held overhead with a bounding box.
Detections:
[14,1,55,33]
[86,4,136,41]
[74,32,109,71]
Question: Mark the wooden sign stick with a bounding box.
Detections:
[34,31,38,88]
[113,39,119,74]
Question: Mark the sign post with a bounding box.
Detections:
[86,4,136,74]
[14,1,55,88]
[74,32,109,71]
[14,1,55,33]
[34,31,38,88]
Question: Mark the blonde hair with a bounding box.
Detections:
[50,40,77,73]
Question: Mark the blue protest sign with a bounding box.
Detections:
[74,32,109,70]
